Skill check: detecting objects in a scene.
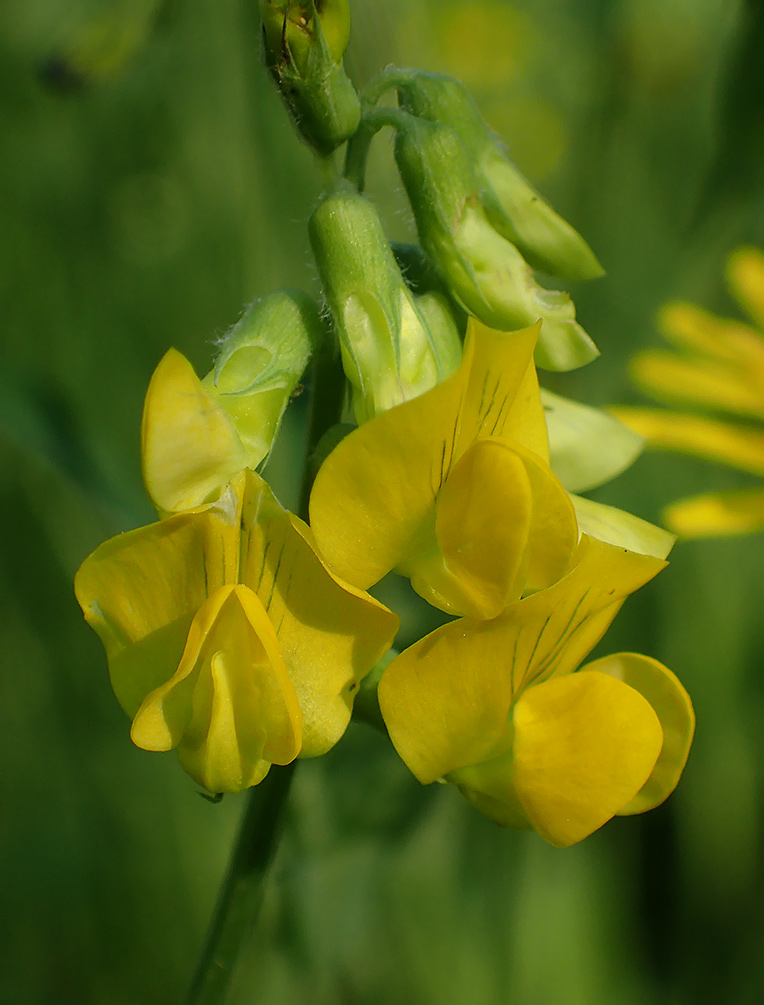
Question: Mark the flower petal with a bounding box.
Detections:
[585,653,694,815]
[511,671,662,846]
[74,489,241,717]
[629,350,764,420]
[309,319,545,590]
[657,301,764,371]
[662,488,764,538]
[309,352,463,588]
[433,438,533,618]
[141,349,249,513]
[455,320,548,462]
[543,388,644,492]
[240,472,399,756]
[378,617,516,784]
[132,585,302,793]
[726,245,764,330]
[378,534,663,786]
[500,534,668,694]
[609,408,764,477]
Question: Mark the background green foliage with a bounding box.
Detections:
[2,1,763,1001]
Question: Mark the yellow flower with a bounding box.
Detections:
[378,534,694,847]
[310,318,579,619]
[613,247,764,537]
[75,470,398,793]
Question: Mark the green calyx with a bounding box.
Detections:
[205,289,323,464]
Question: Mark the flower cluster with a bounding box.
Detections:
[614,247,764,537]
[75,15,693,845]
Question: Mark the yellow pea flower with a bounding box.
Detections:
[378,534,694,847]
[310,318,579,619]
[613,246,764,537]
[75,470,398,793]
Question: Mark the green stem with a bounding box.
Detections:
[343,107,416,191]
[187,763,297,1005]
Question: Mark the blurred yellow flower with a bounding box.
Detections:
[378,533,694,847]
[75,471,398,793]
[613,247,764,537]
[309,318,579,620]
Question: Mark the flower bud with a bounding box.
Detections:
[309,184,462,421]
[391,114,597,370]
[260,0,360,154]
[142,290,320,513]
[394,70,603,282]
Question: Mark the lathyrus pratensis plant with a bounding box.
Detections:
[73,2,694,998]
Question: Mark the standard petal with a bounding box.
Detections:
[511,671,663,846]
[585,653,694,815]
[456,320,548,462]
[543,388,644,493]
[378,618,516,785]
[662,488,764,538]
[141,348,250,513]
[499,534,668,694]
[309,355,464,588]
[74,490,241,717]
[434,438,533,618]
[609,408,764,477]
[629,349,764,420]
[133,585,302,793]
[240,472,398,756]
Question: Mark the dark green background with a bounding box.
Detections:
[2,1,763,1001]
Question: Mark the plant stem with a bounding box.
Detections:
[187,763,297,1005]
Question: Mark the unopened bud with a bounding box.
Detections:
[391,113,598,370]
[394,70,603,283]
[260,0,360,154]
[309,184,462,422]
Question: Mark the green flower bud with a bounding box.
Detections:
[205,289,323,463]
[392,70,603,283]
[260,0,360,154]
[309,184,462,422]
[391,113,598,370]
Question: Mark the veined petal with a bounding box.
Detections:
[379,535,662,785]
[543,388,644,493]
[378,618,516,784]
[434,438,533,618]
[609,408,764,477]
[727,246,764,330]
[663,488,764,538]
[240,472,398,756]
[74,488,241,717]
[498,534,667,694]
[132,585,302,793]
[141,349,250,513]
[629,350,764,420]
[572,495,675,559]
[309,319,546,590]
[657,301,764,372]
[456,320,548,461]
[309,353,463,588]
[585,653,694,815]
[517,442,579,591]
[511,671,662,846]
